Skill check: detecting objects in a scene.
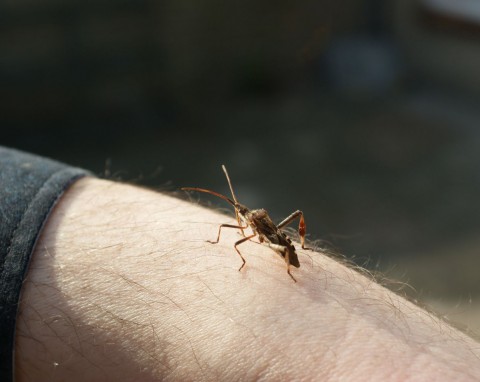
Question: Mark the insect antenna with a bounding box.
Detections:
[222,165,238,204]
[221,165,246,236]
[181,187,235,207]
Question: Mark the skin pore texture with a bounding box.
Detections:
[15,177,480,381]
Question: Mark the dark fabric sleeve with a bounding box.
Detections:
[0,146,91,381]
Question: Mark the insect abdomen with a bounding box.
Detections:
[280,236,300,268]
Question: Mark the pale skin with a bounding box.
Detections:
[15,178,480,381]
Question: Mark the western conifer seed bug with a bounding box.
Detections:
[182,165,312,282]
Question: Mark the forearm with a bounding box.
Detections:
[16,178,480,381]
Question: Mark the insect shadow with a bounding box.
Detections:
[182,165,312,282]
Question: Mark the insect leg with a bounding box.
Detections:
[277,210,312,250]
[208,223,249,244]
[235,210,246,237]
[234,234,257,271]
[266,243,297,282]
[285,252,297,283]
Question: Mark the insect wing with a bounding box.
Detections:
[252,212,300,268]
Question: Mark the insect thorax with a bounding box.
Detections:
[235,203,250,217]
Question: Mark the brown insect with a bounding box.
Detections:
[182,165,312,282]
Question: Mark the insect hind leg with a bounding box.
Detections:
[277,210,312,250]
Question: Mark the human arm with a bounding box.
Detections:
[16,177,480,381]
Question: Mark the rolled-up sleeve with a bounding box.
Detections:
[0,147,90,381]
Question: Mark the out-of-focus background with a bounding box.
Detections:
[2,0,480,334]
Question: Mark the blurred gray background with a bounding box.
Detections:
[2,0,480,334]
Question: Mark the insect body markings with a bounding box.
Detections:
[182,165,312,282]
